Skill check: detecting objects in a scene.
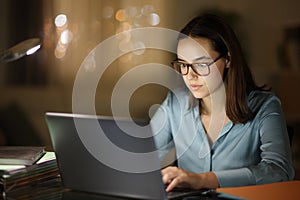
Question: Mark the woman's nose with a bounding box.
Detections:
[186,67,198,80]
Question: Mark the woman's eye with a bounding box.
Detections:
[194,63,207,68]
[179,63,187,68]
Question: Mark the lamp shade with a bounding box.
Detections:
[0,38,41,62]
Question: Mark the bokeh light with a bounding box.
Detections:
[55,14,68,28]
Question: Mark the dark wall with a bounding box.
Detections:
[5,0,47,86]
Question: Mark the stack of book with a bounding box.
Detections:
[0,146,60,196]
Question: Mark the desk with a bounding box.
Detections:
[4,179,300,200]
[217,180,300,200]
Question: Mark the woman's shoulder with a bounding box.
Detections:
[248,90,281,113]
[248,90,279,102]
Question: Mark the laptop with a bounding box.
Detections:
[45,112,210,200]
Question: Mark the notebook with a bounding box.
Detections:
[0,146,45,165]
[45,112,209,200]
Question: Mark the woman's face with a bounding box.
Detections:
[177,37,226,99]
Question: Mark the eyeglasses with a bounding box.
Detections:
[171,54,224,76]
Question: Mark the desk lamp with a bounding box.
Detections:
[0,38,41,62]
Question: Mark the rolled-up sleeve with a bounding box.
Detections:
[214,168,256,187]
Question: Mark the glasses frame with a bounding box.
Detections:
[171,54,224,76]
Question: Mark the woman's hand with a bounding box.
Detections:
[161,166,219,192]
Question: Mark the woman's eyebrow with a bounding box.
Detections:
[193,56,211,61]
[177,56,210,62]
[176,58,186,62]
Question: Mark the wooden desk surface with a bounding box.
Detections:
[217,180,300,200]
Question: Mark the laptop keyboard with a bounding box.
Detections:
[167,188,215,200]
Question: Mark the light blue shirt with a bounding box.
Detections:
[150,86,295,187]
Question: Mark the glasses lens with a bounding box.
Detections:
[172,54,223,76]
[192,63,209,75]
[172,61,210,76]
[172,62,187,74]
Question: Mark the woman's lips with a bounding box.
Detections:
[189,84,202,91]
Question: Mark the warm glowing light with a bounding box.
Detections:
[55,14,68,27]
[115,9,127,22]
[54,48,66,59]
[26,44,41,55]
[60,29,73,45]
[54,43,67,59]
[112,4,160,57]
[147,13,160,26]
[120,22,132,31]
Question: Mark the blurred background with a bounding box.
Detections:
[0,0,299,178]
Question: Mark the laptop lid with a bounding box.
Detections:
[45,112,168,200]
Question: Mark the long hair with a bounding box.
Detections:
[179,13,268,123]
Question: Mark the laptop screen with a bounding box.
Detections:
[45,112,167,200]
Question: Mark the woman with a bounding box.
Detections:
[150,13,294,192]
